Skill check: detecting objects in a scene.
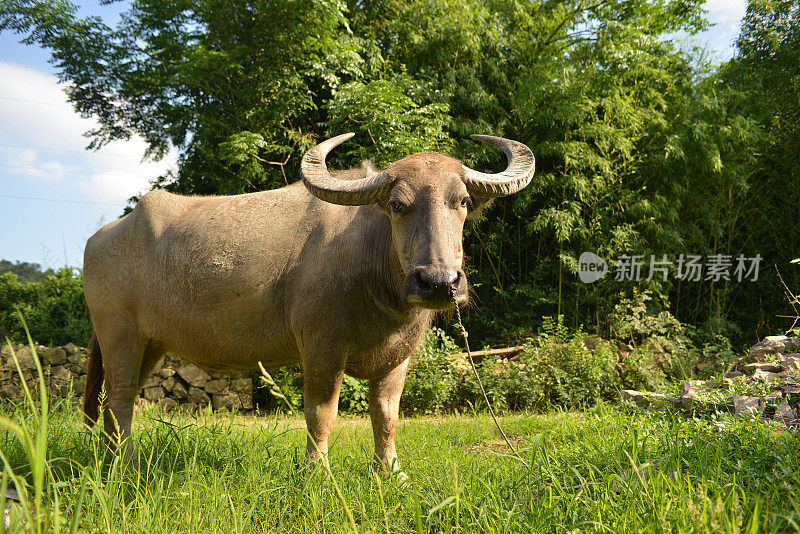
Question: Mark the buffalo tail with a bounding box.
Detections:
[83,332,104,426]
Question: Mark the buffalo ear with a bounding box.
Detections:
[466,197,492,221]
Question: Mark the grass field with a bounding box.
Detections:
[2,394,800,533]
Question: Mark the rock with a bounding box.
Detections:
[143,386,166,402]
[44,347,68,366]
[177,364,210,388]
[50,365,71,382]
[212,393,239,411]
[8,346,38,371]
[774,399,796,424]
[749,337,787,359]
[67,353,85,365]
[172,381,188,400]
[63,343,80,355]
[743,362,782,375]
[151,357,165,375]
[161,376,176,392]
[784,358,800,372]
[729,395,764,419]
[157,397,178,411]
[621,390,665,407]
[238,392,254,410]
[785,339,800,353]
[724,371,744,379]
[231,377,253,394]
[160,366,176,378]
[187,386,210,405]
[205,378,230,395]
[184,402,198,412]
[72,375,86,396]
[681,380,705,394]
[752,369,782,382]
[141,376,162,389]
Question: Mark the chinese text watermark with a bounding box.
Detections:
[578,253,761,284]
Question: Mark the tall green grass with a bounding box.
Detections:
[1,327,799,532]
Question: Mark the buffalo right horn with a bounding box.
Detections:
[301,133,394,206]
[462,135,535,198]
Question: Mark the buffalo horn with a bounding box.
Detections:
[301,133,393,206]
[462,135,535,197]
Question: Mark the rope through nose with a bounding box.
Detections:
[449,288,527,465]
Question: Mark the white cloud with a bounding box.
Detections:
[705,0,747,25]
[0,61,176,205]
[701,0,748,58]
[4,148,70,181]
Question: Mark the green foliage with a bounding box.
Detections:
[260,365,304,413]
[3,0,798,349]
[339,375,369,414]
[401,328,459,415]
[0,269,90,346]
[510,317,618,408]
[1,0,365,195]
[327,77,451,167]
[618,348,669,393]
[0,272,37,340]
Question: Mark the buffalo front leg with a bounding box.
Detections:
[369,358,409,473]
[302,361,345,461]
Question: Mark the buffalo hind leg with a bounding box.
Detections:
[369,358,409,475]
[94,326,147,462]
[302,354,345,461]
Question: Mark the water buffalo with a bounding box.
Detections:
[82,133,534,471]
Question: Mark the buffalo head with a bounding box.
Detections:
[301,133,534,310]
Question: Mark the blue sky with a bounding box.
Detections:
[0,0,747,269]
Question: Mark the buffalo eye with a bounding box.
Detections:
[389,200,404,214]
[460,196,472,210]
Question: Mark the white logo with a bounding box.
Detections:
[578,252,608,283]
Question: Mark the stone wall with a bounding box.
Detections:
[621,335,800,431]
[0,343,256,413]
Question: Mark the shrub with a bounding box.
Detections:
[339,375,369,414]
[609,289,700,383]
[618,347,668,392]
[456,317,619,411]
[0,269,91,346]
[401,328,460,415]
[259,365,304,412]
[27,269,92,346]
[0,272,38,340]
[521,317,619,407]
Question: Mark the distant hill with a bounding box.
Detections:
[0,260,55,283]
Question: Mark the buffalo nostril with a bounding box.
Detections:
[451,271,463,290]
[414,270,432,294]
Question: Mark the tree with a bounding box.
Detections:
[3,0,785,347]
[0,260,54,283]
[716,0,800,337]
[2,0,365,194]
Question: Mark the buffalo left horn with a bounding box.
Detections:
[301,132,394,206]
[462,135,535,198]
